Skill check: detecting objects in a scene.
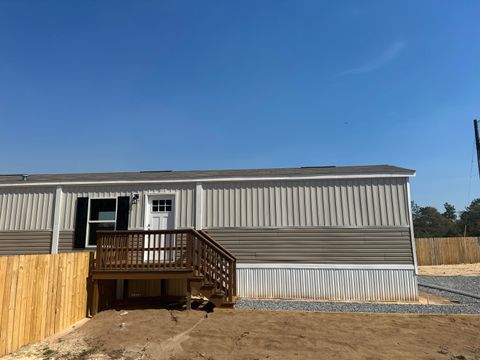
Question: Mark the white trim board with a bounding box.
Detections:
[195,183,203,230]
[406,179,419,274]
[50,186,63,254]
[0,173,415,188]
[236,263,415,270]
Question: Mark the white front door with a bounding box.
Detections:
[145,195,175,262]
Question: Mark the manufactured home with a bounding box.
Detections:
[0,165,418,308]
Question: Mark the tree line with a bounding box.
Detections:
[412,198,480,237]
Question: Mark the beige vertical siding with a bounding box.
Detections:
[59,184,195,231]
[202,178,409,228]
[0,188,55,231]
[1,177,410,239]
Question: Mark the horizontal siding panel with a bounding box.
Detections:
[58,231,75,252]
[58,231,92,254]
[203,178,409,228]
[207,227,414,265]
[0,231,51,255]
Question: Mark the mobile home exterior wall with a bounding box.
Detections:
[0,165,417,301]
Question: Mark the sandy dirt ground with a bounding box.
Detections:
[418,290,452,304]
[419,263,480,276]
[3,308,480,360]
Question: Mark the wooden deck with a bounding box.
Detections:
[91,229,236,313]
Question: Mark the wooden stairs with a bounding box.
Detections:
[188,276,236,308]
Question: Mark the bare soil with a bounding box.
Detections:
[418,290,452,305]
[419,263,480,276]
[4,308,480,360]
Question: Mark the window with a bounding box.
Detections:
[87,199,117,246]
[152,199,172,212]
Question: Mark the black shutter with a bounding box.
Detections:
[74,197,89,249]
[116,196,130,230]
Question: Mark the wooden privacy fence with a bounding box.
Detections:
[0,252,91,357]
[415,237,480,265]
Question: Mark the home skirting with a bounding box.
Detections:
[236,264,418,302]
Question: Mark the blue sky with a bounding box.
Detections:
[0,1,479,212]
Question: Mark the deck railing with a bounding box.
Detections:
[95,229,236,301]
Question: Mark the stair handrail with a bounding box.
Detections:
[190,229,236,302]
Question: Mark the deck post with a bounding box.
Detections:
[186,280,192,310]
[186,232,193,269]
[92,279,99,316]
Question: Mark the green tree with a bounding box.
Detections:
[442,202,457,221]
[459,198,480,236]
[413,206,459,237]
[411,201,421,221]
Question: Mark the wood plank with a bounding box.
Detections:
[47,254,59,337]
[5,255,20,354]
[0,257,12,355]
[55,252,67,333]
[74,253,82,323]
[37,255,50,341]
[21,255,35,346]
[65,253,74,328]
[92,271,194,280]
[0,257,14,355]
[0,257,9,334]
[11,255,26,352]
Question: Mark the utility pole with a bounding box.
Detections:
[474,119,480,178]
[466,119,480,237]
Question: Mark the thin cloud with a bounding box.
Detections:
[338,41,405,75]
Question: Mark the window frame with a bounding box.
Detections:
[85,197,118,248]
[151,199,173,212]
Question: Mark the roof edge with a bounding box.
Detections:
[0,172,415,188]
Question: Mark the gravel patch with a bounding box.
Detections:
[236,276,480,315]
[236,299,480,314]
[418,275,480,300]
